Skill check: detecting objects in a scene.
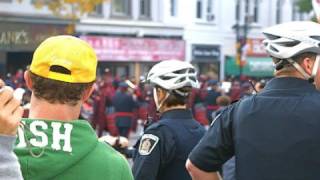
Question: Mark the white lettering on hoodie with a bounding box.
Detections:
[16,121,73,153]
[51,122,73,152]
[30,121,48,147]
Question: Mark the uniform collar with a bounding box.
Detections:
[160,109,193,120]
[264,77,316,91]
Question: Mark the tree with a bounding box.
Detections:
[17,0,109,19]
[296,0,312,13]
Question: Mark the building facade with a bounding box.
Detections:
[0,0,73,78]
[0,0,311,80]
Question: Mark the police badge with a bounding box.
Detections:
[138,134,159,155]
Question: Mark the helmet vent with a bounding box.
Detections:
[270,45,279,52]
[264,33,281,40]
[175,77,186,84]
[173,69,188,74]
[189,69,195,73]
[159,76,173,80]
[276,41,300,47]
[189,77,196,82]
[310,36,320,41]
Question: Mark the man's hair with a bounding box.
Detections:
[273,52,317,74]
[157,86,191,108]
[216,95,231,107]
[29,71,94,106]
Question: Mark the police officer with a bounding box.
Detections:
[112,81,138,137]
[132,60,205,180]
[186,21,320,180]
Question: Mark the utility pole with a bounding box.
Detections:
[235,0,250,78]
[235,0,242,76]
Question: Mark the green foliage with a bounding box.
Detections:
[296,0,313,13]
[17,0,109,19]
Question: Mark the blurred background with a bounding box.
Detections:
[0,0,317,138]
[0,0,315,81]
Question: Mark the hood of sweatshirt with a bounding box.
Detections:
[14,119,98,180]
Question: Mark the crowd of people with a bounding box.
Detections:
[2,63,267,140]
[81,71,268,139]
[1,20,320,180]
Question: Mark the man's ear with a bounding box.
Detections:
[82,85,95,102]
[24,71,33,90]
[302,57,315,75]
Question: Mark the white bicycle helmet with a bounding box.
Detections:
[146,60,199,111]
[146,60,199,91]
[263,21,320,82]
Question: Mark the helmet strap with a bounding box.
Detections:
[287,58,311,80]
[310,55,320,83]
[153,88,170,112]
[287,55,320,83]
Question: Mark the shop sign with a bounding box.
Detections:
[226,56,274,77]
[0,22,70,51]
[80,36,185,61]
[248,59,273,72]
[192,44,220,62]
[246,39,268,56]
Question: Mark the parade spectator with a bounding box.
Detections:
[112,81,138,137]
[254,79,266,92]
[15,35,133,180]
[188,75,209,126]
[204,79,222,124]
[228,80,241,101]
[92,69,116,137]
[240,82,253,98]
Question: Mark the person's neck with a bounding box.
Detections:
[160,105,187,113]
[28,96,81,122]
[275,70,306,79]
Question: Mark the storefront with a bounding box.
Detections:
[225,38,274,78]
[0,21,70,77]
[225,56,273,77]
[191,44,221,78]
[80,35,185,81]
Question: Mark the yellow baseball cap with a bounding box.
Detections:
[30,35,97,83]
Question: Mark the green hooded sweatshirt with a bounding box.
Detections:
[14,119,133,180]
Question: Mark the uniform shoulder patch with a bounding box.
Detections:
[138,134,159,155]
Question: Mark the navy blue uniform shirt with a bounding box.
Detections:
[133,109,205,180]
[112,91,137,113]
[189,77,320,180]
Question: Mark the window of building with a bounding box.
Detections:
[235,0,241,22]
[253,0,259,22]
[111,0,131,17]
[206,0,214,22]
[170,0,177,17]
[196,0,215,22]
[276,0,283,24]
[196,0,202,19]
[139,0,151,19]
[89,4,103,17]
[207,0,213,14]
